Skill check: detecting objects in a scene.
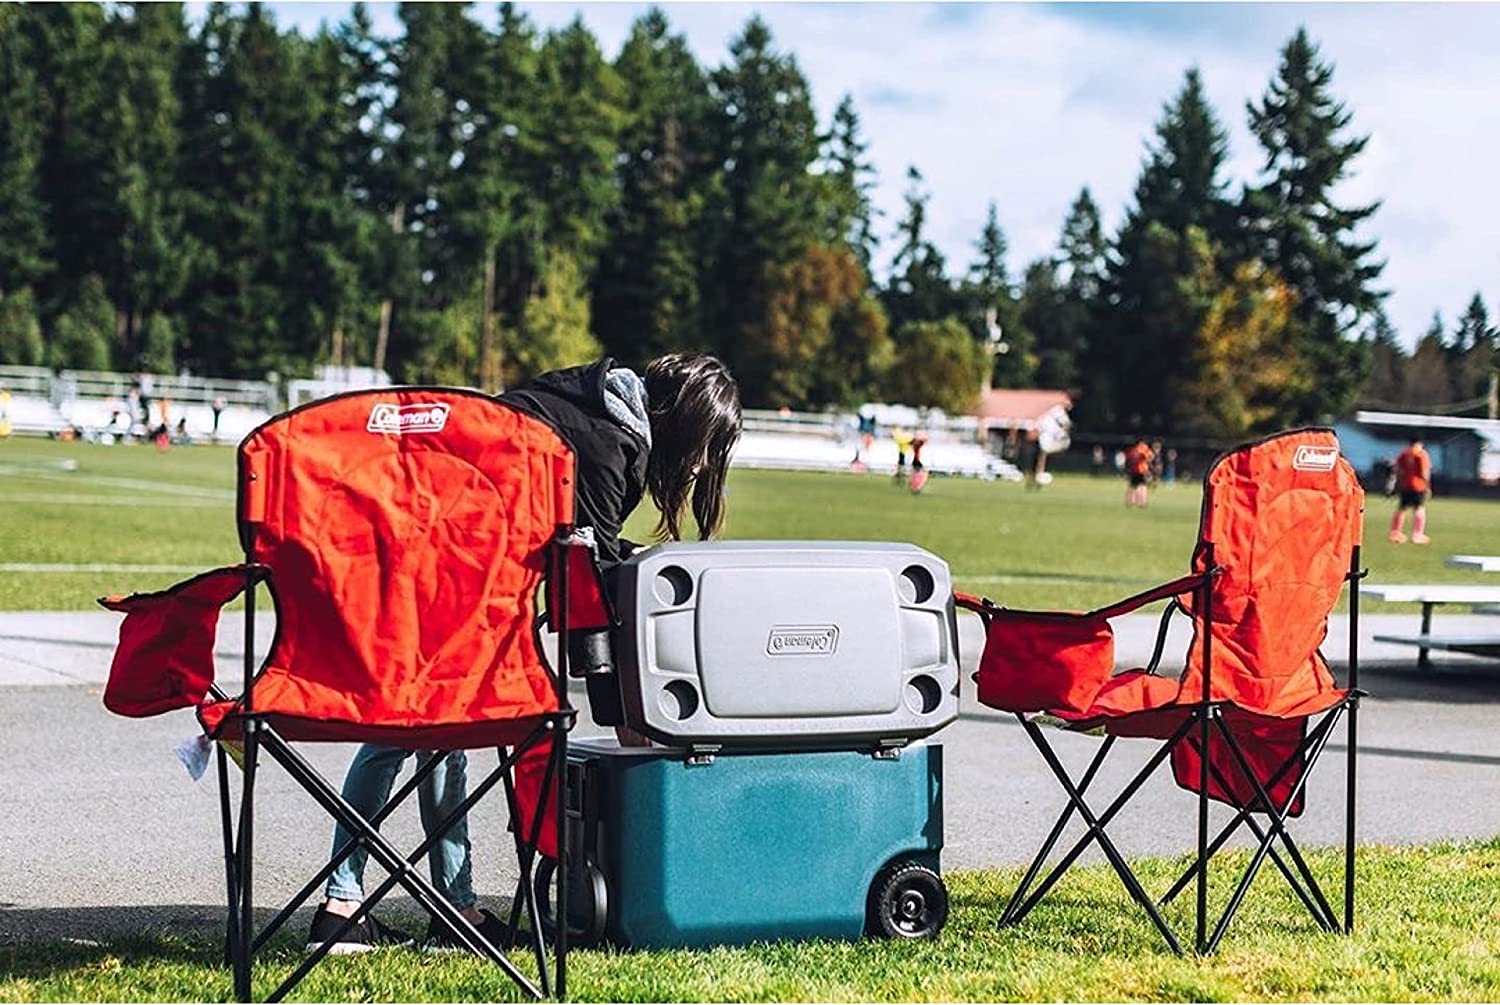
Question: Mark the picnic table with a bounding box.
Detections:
[1444,555,1500,573]
[1360,581,1500,670]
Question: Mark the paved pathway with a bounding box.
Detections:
[2,610,1497,944]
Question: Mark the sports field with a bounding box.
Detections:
[3,436,1500,613]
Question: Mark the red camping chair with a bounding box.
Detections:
[957,428,1365,954]
[98,388,608,1001]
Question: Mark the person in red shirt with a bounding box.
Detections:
[1389,435,1432,544]
[1123,438,1155,508]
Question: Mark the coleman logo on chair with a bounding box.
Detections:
[366,402,450,435]
[766,625,840,656]
[1292,444,1339,472]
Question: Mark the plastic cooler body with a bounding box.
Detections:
[569,737,944,949]
[612,541,960,748]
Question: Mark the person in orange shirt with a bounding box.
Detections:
[1123,437,1155,508]
[1389,435,1432,544]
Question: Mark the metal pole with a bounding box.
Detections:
[1197,551,1214,954]
[1345,545,1361,933]
[237,567,257,1003]
[554,533,572,1001]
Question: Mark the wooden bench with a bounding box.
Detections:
[1360,584,1500,670]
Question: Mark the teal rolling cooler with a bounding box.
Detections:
[545,542,961,949]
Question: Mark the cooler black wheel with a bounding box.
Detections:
[533,856,609,948]
[868,861,948,940]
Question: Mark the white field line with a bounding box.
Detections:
[0,467,233,499]
[0,493,226,508]
[958,573,1158,586]
[0,563,208,573]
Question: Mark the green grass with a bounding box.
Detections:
[3,841,1498,1002]
[5,436,1500,612]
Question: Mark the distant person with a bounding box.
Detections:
[1091,445,1106,477]
[854,409,877,470]
[211,397,227,441]
[893,428,913,484]
[909,431,929,493]
[1163,447,1178,483]
[1020,432,1044,491]
[1389,435,1432,544]
[1113,449,1126,475]
[174,416,190,444]
[1124,438,1154,508]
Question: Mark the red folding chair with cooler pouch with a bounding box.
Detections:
[99,388,608,1001]
[957,428,1365,954]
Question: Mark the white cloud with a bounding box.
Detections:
[251,1,1500,348]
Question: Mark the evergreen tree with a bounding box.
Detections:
[704,16,822,403]
[97,3,196,365]
[1449,293,1495,409]
[1358,309,1405,408]
[0,289,46,366]
[964,202,1033,387]
[882,166,962,334]
[592,8,713,368]
[48,275,114,370]
[1243,29,1384,422]
[1032,188,1108,390]
[1402,312,1453,408]
[0,7,52,298]
[820,94,879,269]
[26,4,117,318]
[1093,68,1233,431]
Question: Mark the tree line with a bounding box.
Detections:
[0,3,1492,434]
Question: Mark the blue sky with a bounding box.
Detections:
[245,1,1500,349]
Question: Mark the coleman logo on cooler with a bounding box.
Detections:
[367,403,450,435]
[766,625,839,656]
[1292,445,1339,472]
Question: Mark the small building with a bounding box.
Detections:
[971,389,1072,452]
[1335,411,1500,485]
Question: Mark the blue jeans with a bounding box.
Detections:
[325,744,476,910]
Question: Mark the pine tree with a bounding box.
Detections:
[97,3,196,366]
[1358,309,1405,408]
[1243,29,1384,422]
[1449,293,1495,410]
[704,16,823,403]
[1094,68,1233,431]
[820,94,879,269]
[529,19,625,269]
[0,289,46,366]
[882,166,962,335]
[1033,188,1108,390]
[963,202,1033,388]
[49,275,114,370]
[592,8,712,368]
[1403,313,1453,409]
[0,7,52,298]
[510,247,602,382]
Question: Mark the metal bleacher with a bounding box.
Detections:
[0,365,278,443]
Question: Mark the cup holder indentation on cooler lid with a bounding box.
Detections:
[659,679,700,721]
[653,565,694,606]
[904,674,943,715]
[898,564,936,605]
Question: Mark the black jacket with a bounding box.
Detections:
[500,358,648,571]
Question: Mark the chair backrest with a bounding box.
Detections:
[238,388,575,734]
[1179,428,1363,716]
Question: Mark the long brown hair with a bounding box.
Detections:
[644,353,742,541]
